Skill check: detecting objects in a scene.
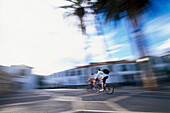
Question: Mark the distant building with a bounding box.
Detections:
[35,75,48,89]
[0,65,21,94]
[43,60,141,88]
[136,56,170,83]
[0,65,37,89]
[42,56,170,88]
[162,53,170,59]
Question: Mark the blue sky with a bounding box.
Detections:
[86,0,170,62]
[0,0,170,75]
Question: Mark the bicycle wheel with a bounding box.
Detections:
[93,84,101,93]
[86,84,93,92]
[104,84,114,95]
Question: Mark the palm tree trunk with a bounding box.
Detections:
[129,17,158,88]
[95,16,112,59]
[133,30,146,57]
[129,16,146,57]
[79,18,86,35]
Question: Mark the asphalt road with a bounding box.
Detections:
[0,87,170,113]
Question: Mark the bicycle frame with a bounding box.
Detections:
[87,80,114,94]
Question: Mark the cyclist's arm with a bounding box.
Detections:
[96,71,103,78]
[95,73,99,79]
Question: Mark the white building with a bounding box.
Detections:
[137,56,170,81]
[0,67,22,95]
[0,65,37,89]
[41,56,170,88]
[43,60,141,88]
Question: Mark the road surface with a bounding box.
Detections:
[0,87,170,113]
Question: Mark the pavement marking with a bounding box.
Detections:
[83,101,104,103]
[0,106,28,112]
[50,96,82,101]
[107,91,143,102]
[0,94,51,101]
[0,99,50,108]
[0,89,168,113]
[59,109,162,113]
[105,101,129,111]
[50,95,86,112]
[43,89,85,91]
[0,95,93,110]
[72,97,85,111]
[81,111,164,113]
[105,92,143,112]
[59,110,76,113]
[108,95,130,102]
[48,90,142,112]
[75,109,117,113]
[80,93,101,97]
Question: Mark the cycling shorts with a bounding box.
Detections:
[103,76,108,84]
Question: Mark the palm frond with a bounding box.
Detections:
[77,0,84,5]
[63,11,75,18]
[65,0,84,6]
[65,0,78,4]
[90,0,151,27]
[59,0,91,35]
[59,5,75,9]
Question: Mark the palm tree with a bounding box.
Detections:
[61,1,112,61]
[88,0,158,88]
[60,0,87,35]
[60,0,158,88]
[60,0,94,63]
[89,0,151,57]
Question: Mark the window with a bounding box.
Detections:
[61,73,64,77]
[156,58,162,64]
[135,64,140,70]
[77,70,82,75]
[84,69,88,75]
[65,71,69,76]
[121,65,127,71]
[108,65,113,72]
[127,65,133,71]
[91,67,96,73]
[20,69,27,76]
[163,58,170,63]
[151,58,156,64]
[71,71,75,76]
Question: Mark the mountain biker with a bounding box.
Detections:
[95,68,109,92]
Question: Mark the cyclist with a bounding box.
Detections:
[88,73,96,87]
[95,69,109,92]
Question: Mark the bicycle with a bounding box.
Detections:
[86,79,114,95]
[86,80,100,93]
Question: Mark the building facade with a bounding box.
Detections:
[42,56,170,88]
[43,60,141,88]
[137,56,170,82]
[0,65,37,89]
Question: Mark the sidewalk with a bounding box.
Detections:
[146,82,170,92]
[117,82,170,92]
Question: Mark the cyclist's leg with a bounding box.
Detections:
[91,78,99,91]
[99,76,104,91]
[103,76,114,94]
[103,76,108,89]
[86,81,92,91]
[89,81,93,88]
[92,78,96,87]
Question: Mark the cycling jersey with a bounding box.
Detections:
[97,71,108,78]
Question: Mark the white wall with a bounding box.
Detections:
[1,65,37,89]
